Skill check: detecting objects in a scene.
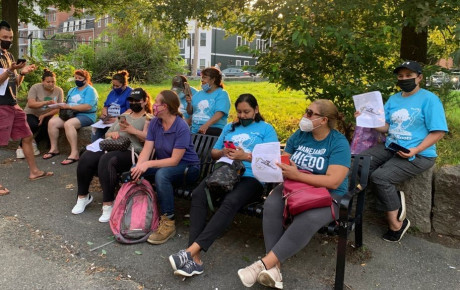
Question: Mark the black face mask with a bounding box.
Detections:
[0,40,12,50]
[240,118,254,127]
[397,78,417,92]
[130,103,143,113]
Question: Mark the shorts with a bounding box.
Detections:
[0,105,32,146]
[75,114,94,127]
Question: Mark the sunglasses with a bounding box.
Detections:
[305,109,323,118]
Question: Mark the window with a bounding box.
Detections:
[179,40,184,49]
[200,32,206,46]
[68,22,73,32]
[187,33,195,47]
[75,20,80,31]
[52,13,56,22]
[243,38,248,46]
[256,39,261,50]
[97,19,101,28]
[244,61,249,66]
[200,59,206,68]
[236,36,242,47]
[63,22,68,32]
[104,16,108,26]
[261,40,266,52]
[81,19,86,30]
[88,36,92,42]
[235,60,241,67]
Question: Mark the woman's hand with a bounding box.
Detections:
[397,147,418,159]
[38,115,46,126]
[198,124,209,134]
[277,160,300,180]
[107,131,120,139]
[119,121,135,134]
[354,111,361,118]
[130,162,151,180]
[226,146,247,160]
[19,64,36,75]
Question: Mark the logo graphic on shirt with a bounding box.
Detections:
[70,93,82,104]
[193,99,214,124]
[230,133,258,152]
[389,108,420,138]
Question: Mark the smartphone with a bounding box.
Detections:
[118,115,126,123]
[16,59,26,64]
[281,155,290,165]
[388,142,410,154]
[184,82,192,97]
[224,140,236,149]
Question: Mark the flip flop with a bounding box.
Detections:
[0,186,10,196]
[29,171,54,181]
[61,158,79,165]
[43,152,60,160]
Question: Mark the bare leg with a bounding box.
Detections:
[64,118,82,159]
[186,242,203,264]
[261,251,281,270]
[47,116,64,153]
[386,210,403,231]
[23,134,52,179]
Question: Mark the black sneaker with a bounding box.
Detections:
[174,260,204,277]
[169,250,192,271]
[397,191,406,222]
[383,218,411,242]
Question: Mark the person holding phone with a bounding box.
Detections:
[168,93,278,278]
[171,75,197,126]
[0,20,53,195]
[71,88,152,222]
[91,70,133,142]
[355,61,448,243]
[16,69,64,159]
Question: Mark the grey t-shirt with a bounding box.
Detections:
[24,83,64,117]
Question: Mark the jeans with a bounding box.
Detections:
[144,163,200,216]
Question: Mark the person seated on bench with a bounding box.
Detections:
[171,75,197,126]
[168,93,278,278]
[356,61,448,243]
[187,67,230,136]
[45,69,99,165]
[130,90,201,245]
[71,88,152,222]
[238,99,350,289]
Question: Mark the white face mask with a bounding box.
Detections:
[299,117,322,132]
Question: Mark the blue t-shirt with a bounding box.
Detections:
[214,121,279,178]
[146,116,200,164]
[67,86,98,123]
[103,86,133,117]
[178,86,198,120]
[190,87,231,133]
[384,89,448,157]
[285,129,351,196]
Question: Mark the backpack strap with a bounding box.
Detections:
[204,185,216,212]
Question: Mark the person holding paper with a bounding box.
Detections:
[44,69,98,165]
[71,88,152,222]
[15,69,64,158]
[238,99,350,289]
[168,93,278,278]
[356,61,448,243]
[171,75,197,126]
[91,70,133,142]
[0,20,53,193]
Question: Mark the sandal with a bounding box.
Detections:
[61,158,79,165]
[29,171,54,181]
[43,152,60,160]
[0,185,10,196]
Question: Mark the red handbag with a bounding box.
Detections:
[282,170,336,226]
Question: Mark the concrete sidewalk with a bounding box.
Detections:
[0,146,459,289]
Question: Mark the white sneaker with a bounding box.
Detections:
[71,195,93,214]
[16,148,25,159]
[32,143,40,156]
[98,205,113,223]
[257,266,283,289]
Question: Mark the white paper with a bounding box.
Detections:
[91,120,113,129]
[86,138,103,152]
[47,103,67,108]
[0,68,9,95]
[216,156,234,165]
[353,91,385,128]
[251,142,283,183]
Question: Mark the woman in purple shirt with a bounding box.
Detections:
[131,90,200,245]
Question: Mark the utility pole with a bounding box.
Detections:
[192,21,199,77]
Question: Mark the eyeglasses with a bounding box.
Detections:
[305,109,323,118]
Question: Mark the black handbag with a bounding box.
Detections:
[59,109,76,121]
[100,136,132,152]
[206,160,245,193]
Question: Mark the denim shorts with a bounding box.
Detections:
[74,115,94,127]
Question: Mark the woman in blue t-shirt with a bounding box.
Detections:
[171,75,198,126]
[130,90,200,245]
[45,69,98,165]
[91,70,133,142]
[187,67,230,136]
[238,99,350,289]
[168,93,278,278]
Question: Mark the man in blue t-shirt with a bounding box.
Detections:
[359,60,448,243]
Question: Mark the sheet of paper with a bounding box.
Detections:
[353,91,385,128]
[216,156,233,165]
[86,138,103,152]
[91,120,113,129]
[251,142,283,183]
[47,103,67,108]
[0,68,8,95]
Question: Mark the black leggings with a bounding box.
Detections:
[77,150,133,202]
[19,114,51,146]
[188,177,263,251]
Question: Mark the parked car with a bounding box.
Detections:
[428,71,450,88]
[221,68,250,77]
[450,69,460,90]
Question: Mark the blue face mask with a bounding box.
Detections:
[113,86,124,94]
[75,80,85,87]
[201,83,211,92]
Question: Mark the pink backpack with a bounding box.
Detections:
[110,179,159,244]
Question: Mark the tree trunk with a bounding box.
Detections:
[1,0,19,59]
[400,25,427,63]
[192,21,199,77]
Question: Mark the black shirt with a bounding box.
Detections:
[0,50,18,106]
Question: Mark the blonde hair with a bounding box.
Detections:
[313,99,341,129]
